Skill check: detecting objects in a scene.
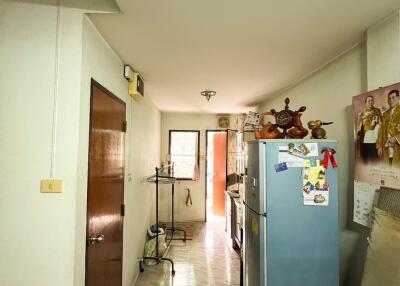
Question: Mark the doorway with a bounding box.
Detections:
[85,79,126,286]
[205,130,227,220]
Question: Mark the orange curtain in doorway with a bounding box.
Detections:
[213,133,227,216]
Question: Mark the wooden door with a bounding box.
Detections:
[85,80,126,286]
[213,133,227,216]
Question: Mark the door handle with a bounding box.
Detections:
[88,234,105,245]
[252,178,257,187]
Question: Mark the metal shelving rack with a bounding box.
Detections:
[139,164,187,276]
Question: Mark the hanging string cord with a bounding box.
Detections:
[50,0,61,178]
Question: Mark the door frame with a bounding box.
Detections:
[85,78,126,286]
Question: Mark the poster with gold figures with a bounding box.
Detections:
[353,83,400,188]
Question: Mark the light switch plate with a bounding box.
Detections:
[40,179,63,193]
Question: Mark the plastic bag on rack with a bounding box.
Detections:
[143,234,167,265]
[147,225,165,238]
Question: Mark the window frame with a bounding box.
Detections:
[168,130,200,180]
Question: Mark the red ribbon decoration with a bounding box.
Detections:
[322,148,337,169]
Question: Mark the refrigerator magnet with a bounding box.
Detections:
[310,158,317,167]
[275,162,288,172]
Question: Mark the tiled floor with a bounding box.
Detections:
[135,215,241,286]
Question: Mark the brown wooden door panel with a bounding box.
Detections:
[86,80,125,286]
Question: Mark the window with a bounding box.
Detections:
[169,130,200,180]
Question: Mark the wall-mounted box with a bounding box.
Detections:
[124,65,144,102]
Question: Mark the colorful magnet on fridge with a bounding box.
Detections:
[303,181,315,194]
[275,162,288,172]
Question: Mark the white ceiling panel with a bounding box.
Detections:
[89,0,400,112]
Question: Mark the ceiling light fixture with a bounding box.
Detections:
[201,90,216,102]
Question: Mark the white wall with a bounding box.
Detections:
[160,113,241,222]
[0,2,161,286]
[0,2,83,286]
[75,17,161,286]
[367,11,400,89]
[257,11,400,286]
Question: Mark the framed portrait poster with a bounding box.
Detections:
[353,82,400,189]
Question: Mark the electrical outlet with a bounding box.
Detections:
[40,179,63,193]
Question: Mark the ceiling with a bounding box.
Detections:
[10,0,120,13]
[89,0,400,113]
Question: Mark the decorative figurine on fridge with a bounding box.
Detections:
[252,119,284,139]
[265,98,308,139]
[286,111,309,139]
[307,120,334,139]
[247,98,308,139]
[244,112,284,139]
